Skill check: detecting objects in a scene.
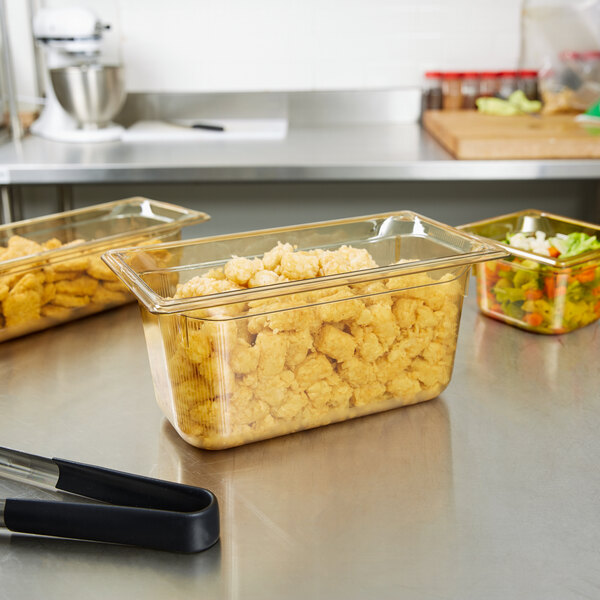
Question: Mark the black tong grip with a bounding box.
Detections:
[4,459,219,553]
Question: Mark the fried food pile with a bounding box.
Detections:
[0,235,130,334]
[163,243,464,449]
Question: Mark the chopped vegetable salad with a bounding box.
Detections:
[505,231,600,259]
[478,230,600,333]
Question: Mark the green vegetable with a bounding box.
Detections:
[520,259,541,270]
[501,300,525,320]
[513,269,538,288]
[476,97,521,116]
[494,284,526,303]
[483,255,600,333]
[507,90,542,114]
[566,280,585,302]
[476,90,542,116]
[549,232,600,259]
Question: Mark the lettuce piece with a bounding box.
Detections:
[549,232,600,259]
[549,236,568,256]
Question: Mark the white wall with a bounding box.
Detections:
[7,0,523,102]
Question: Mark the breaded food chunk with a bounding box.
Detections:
[55,275,98,297]
[41,304,73,319]
[102,280,130,293]
[3,288,42,327]
[53,293,90,308]
[224,256,263,286]
[280,251,320,280]
[87,256,120,281]
[1,235,44,261]
[91,284,129,305]
[314,324,356,363]
[165,242,465,448]
[53,255,90,272]
[1,233,136,337]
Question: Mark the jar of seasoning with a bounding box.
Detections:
[461,72,480,109]
[442,72,463,110]
[421,71,443,112]
[517,70,539,100]
[497,71,518,99]
[478,71,499,98]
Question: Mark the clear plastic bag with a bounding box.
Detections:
[522,0,600,113]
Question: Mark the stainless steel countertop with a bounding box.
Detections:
[0,287,599,599]
[1,124,600,185]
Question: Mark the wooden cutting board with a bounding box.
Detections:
[423,110,600,159]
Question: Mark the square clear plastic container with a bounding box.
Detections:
[0,197,209,342]
[461,210,600,334]
[103,211,505,449]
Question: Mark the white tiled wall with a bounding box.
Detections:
[8,0,523,98]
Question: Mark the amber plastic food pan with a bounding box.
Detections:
[0,197,209,342]
[103,211,506,449]
[460,209,600,334]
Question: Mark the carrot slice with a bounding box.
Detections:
[525,289,543,300]
[575,268,596,283]
[524,313,544,327]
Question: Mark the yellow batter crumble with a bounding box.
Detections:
[162,243,464,449]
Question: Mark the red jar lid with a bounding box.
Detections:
[580,50,600,60]
[559,50,581,60]
[480,71,500,78]
[499,70,518,77]
[424,71,443,78]
[442,72,463,79]
[518,70,538,77]
[462,71,479,78]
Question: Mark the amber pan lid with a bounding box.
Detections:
[103,210,507,315]
[459,209,600,268]
[0,197,210,275]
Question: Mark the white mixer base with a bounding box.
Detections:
[30,122,124,143]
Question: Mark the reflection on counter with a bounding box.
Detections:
[158,398,453,595]
[472,309,593,404]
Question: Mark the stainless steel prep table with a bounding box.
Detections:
[0,286,598,600]
[2,123,600,185]
[3,122,600,224]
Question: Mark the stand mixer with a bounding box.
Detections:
[30,7,126,143]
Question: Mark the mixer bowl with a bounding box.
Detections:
[50,64,126,129]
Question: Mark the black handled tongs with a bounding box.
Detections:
[0,446,219,553]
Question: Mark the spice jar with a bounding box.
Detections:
[421,71,443,112]
[478,71,499,98]
[461,72,480,109]
[497,71,518,99]
[442,72,463,110]
[517,70,539,101]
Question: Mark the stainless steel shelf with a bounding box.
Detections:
[1,123,600,185]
